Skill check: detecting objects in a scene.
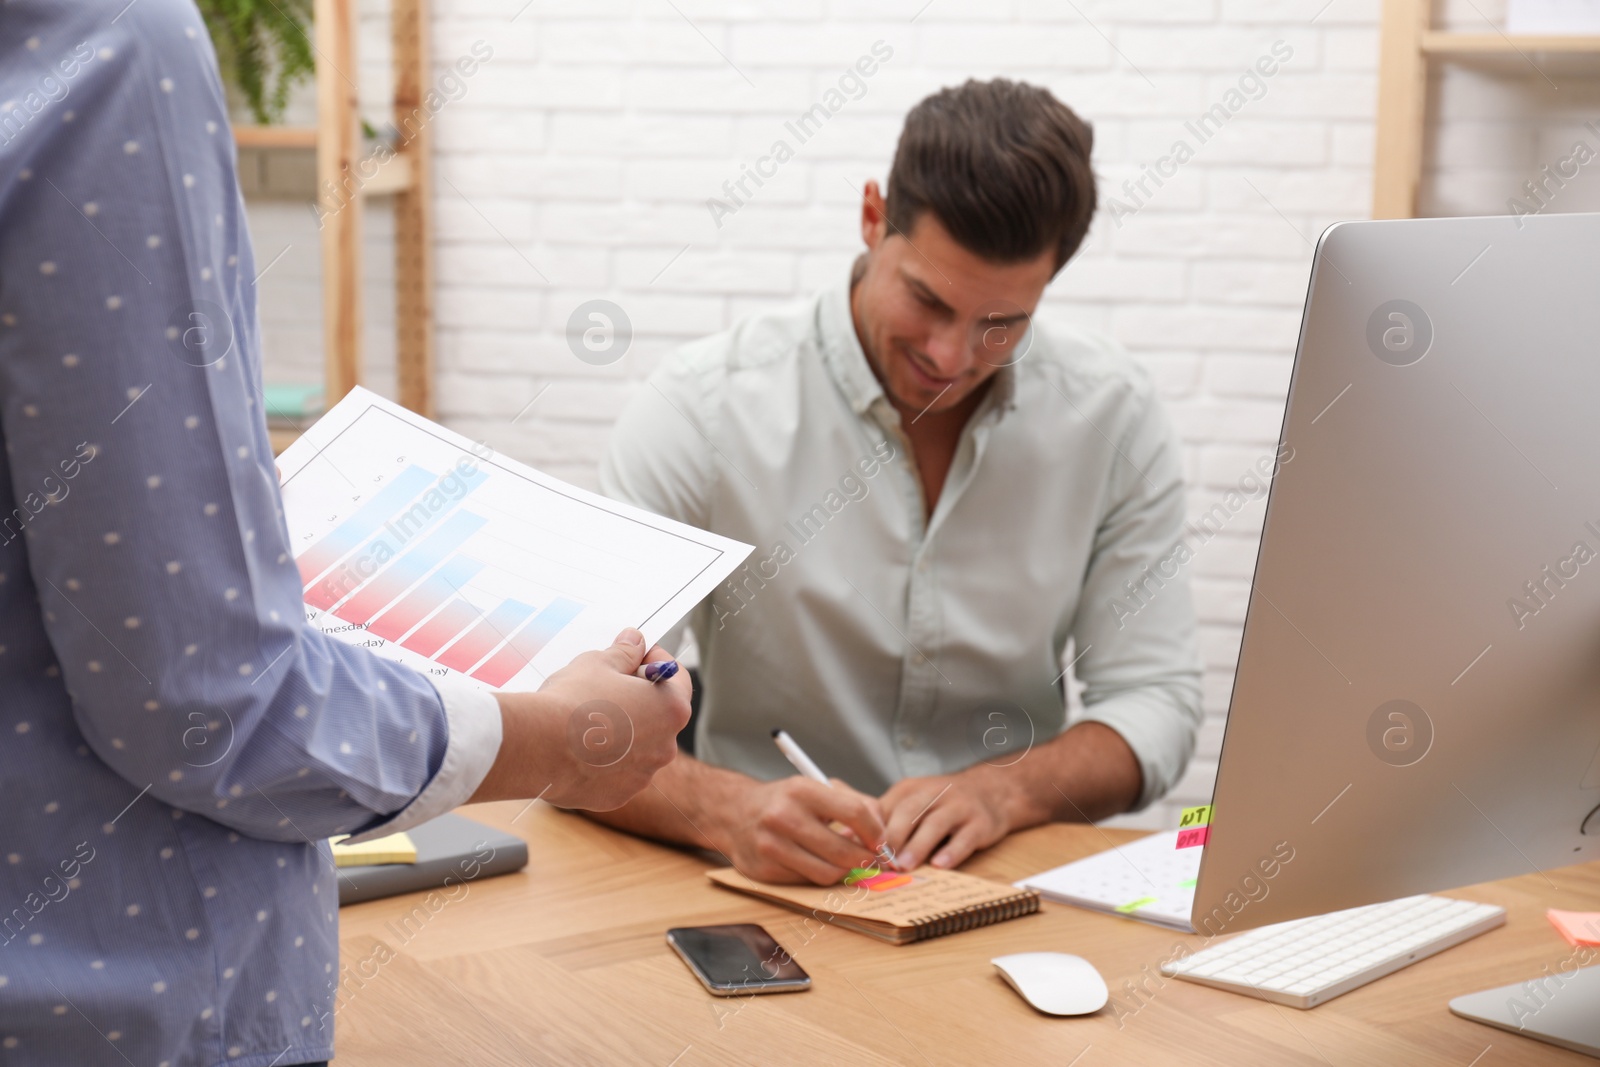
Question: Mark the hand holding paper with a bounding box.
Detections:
[281,389,748,812]
[472,628,693,811]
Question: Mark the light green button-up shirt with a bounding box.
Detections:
[600,277,1201,810]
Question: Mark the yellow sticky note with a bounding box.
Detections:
[1116,896,1158,914]
[1179,805,1213,829]
[329,831,417,867]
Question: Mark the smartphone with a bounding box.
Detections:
[665,924,811,996]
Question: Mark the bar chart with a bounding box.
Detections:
[295,462,592,687]
[280,389,752,691]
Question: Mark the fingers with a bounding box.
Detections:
[760,815,876,884]
[928,820,989,869]
[881,784,927,858]
[638,644,692,726]
[659,668,693,727]
[899,802,963,871]
[747,832,850,886]
[881,778,951,859]
[810,779,887,855]
[744,781,884,885]
[595,628,648,673]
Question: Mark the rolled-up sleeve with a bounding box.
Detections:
[1068,383,1203,810]
[0,6,498,843]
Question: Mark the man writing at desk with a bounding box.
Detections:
[593,79,1202,885]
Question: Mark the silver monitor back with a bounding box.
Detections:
[1194,211,1600,937]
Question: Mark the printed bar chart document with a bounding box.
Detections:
[279,387,753,691]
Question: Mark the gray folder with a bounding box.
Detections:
[336,813,528,906]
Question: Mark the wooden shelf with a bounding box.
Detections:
[361,151,414,196]
[1373,0,1600,219]
[233,0,434,419]
[1421,31,1600,55]
[234,128,412,198]
[234,125,318,149]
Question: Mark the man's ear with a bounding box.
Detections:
[860,178,889,251]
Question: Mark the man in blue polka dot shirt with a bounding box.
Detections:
[0,3,692,1063]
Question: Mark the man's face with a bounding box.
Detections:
[851,181,1058,418]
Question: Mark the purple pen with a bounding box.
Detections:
[639,659,679,684]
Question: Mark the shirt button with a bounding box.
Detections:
[899,734,915,750]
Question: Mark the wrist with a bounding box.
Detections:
[685,764,756,854]
[484,689,580,804]
[968,760,1050,833]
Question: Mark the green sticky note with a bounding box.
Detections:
[843,867,880,886]
[1116,896,1158,914]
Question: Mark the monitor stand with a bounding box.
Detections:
[1449,963,1600,1058]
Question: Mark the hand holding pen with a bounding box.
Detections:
[772,729,898,871]
[636,659,678,684]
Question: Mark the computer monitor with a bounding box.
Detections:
[1193,211,1600,1056]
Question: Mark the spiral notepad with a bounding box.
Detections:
[707,866,1040,945]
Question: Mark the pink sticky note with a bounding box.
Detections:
[1176,825,1210,849]
[1547,909,1600,947]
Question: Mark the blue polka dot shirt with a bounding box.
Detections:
[0,2,501,1063]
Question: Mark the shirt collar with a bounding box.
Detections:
[816,273,1022,422]
[818,277,886,417]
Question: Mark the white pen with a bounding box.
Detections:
[771,728,897,869]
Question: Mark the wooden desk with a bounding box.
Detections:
[334,801,1600,1066]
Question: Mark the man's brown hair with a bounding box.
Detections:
[885,78,1096,272]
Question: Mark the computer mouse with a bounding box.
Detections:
[991,952,1109,1016]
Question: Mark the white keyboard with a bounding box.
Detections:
[1159,895,1506,1008]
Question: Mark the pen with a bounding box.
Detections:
[637,659,678,684]
[771,728,897,869]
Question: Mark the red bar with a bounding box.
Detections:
[401,599,482,658]
[333,562,417,627]
[371,557,486,642]
[469,597,584,688]
[435,600,534,674]
[435,620,503,673]
[469,643,528,689]
[304,566,363,611]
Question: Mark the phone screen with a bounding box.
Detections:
[667,924,810,993]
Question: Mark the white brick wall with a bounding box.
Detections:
[242,0,1600,830]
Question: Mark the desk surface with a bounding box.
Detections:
[333,800,1600,1066]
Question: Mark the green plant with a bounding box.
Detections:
[196,0,315,125]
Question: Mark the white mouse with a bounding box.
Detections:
[991,952,1109,1016]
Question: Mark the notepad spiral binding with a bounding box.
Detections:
[907,890,1041,941]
